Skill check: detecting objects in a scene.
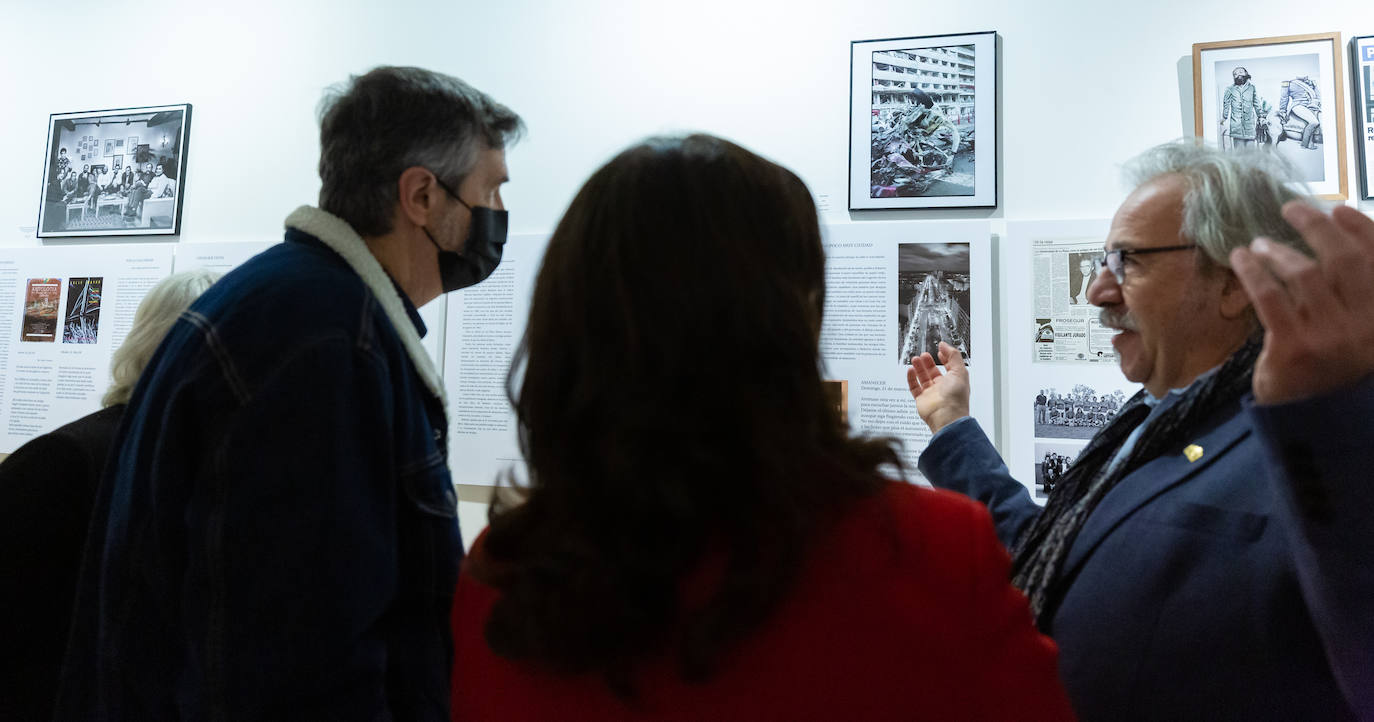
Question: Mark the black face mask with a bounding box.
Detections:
[1234,76,1248,85]
[423,175,509,293]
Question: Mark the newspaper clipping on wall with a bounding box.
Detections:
[1031,236,1115,364]
[441,222,994,487]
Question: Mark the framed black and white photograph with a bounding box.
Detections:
[850,31,997,210]
[896,242,971,365]
[1193,33,1346,200]
[1033,440,1087,500]
[36,103,191,238]
[1066,251,1097,306]
[1351,35,1374,200]
[1033,384,1127,440]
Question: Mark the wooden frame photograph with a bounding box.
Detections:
[1193,33,1346,200]
[849,31,998,210]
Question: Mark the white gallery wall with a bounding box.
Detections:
[2,0,1371,249]
[1,0,1372,513]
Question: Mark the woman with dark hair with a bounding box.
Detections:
[450,135,1072,720]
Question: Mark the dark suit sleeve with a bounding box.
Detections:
[918,417,1041,550]
[1250,375,1374,714]
[0,432,98,721]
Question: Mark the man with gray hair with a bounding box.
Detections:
[58,67,522,720]
[907,140,1374,718]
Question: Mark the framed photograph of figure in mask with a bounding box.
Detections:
[849,31,998,210]
[1350,35,1374,200]
[36,104,192,238]
[1193,33,1346,200]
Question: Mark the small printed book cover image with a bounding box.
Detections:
[63,276,103,344]
[22,278,63,342]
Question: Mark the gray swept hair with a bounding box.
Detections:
[1122,139,1314,271]
[102,269,220,407]
[316,66,524,237]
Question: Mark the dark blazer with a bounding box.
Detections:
[57,228,457,721]
[0,404,124,722]
[920,378,1374,720]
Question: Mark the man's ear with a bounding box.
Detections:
[1219,269,1252,320]
[395,166,440,229]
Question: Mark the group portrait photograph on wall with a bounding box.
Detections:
[1193,33,1346,199]
[1032,384,1127,440]
[36,104,191,238]
[850,31,997,209]
[1034,440,1087,499]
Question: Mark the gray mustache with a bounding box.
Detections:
[1099,307,1138,332]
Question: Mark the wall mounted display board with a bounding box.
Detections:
[0,244,174,452]
[1350,35,1374,200]
[1193,33,1346,200]
[171,241,273,275]
[1004,220,1136,504]
[850,31,997,209]
[442,222,992,487]
[820,220,994,480]
[443,233,547,487]
[36,104,192,238]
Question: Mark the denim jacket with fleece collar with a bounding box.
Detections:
[57,207,460,721]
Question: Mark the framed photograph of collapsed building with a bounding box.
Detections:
[1351,35,1374,200]
[1193,33,1346,200]
[36,104,191,238]
[849,31,998,210]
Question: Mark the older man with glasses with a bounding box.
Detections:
[907,140,1374,719]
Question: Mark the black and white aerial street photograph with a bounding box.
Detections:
[897,242,971,365]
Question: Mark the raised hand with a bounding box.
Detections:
[1229,202,1374,405]
[906,341,971,433]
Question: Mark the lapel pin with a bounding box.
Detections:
[1183,444,1204,463]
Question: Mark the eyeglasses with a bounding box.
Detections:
[1095,244,1197,284]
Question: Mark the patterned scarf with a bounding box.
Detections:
[1010,335,1262,628]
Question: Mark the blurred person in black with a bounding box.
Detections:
[0,269,219,722]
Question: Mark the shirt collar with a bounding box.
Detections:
[1143,363,1223,407]
[386,275,427,338]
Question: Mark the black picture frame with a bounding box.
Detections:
[36,103,192,238]
[849,31,998,210]
[1351,35,1374,200]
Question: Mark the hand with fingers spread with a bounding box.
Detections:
[1230,201,1374,405]
[906,341,971,434]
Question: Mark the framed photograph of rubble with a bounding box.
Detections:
[849,31,998,210]
[36,103,192,238]
[1193,33,1346,200]
[1351,36,1374,200]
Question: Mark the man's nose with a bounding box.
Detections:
[1086,262,1119,307]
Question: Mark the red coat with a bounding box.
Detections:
[451,482,1075,721]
